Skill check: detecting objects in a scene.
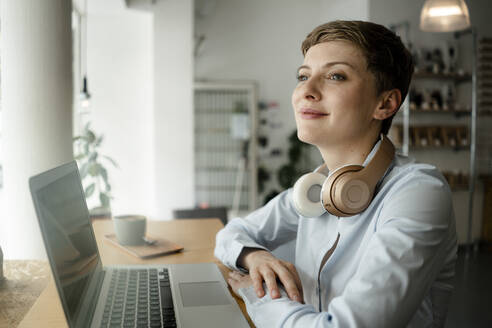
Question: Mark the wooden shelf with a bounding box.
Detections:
[450,186,470,192]
[406,108,492,117]
[398,145,470,151]
[409,108,471,117]
[413,71,471,82]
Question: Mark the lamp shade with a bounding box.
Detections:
[420,0,470,32]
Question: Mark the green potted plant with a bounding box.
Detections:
[74,122,118,217]
[263,130,319,204]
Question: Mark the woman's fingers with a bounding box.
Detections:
[274,263,302,302]
[261,269,280,299]
[282,261,304,302]
[240,249,303,302]
[249,267,266,298]
[229,271,243,279]
[227,271,253,295]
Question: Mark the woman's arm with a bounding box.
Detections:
[214,189,303,301]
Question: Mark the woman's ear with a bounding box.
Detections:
[373,89,401,120]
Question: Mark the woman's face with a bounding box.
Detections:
[292,40,382,148]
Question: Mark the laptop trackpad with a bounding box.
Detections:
[179,281,231,307]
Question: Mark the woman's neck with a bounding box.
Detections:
[318,132,380,172]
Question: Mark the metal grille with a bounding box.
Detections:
[194,83,257,212]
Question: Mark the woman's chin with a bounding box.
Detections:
[297,131,322,146]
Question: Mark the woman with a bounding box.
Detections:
[215,20,457,327]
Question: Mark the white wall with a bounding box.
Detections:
[85,0,195,221]
[195,0,369,203]
[153,0,194,220]
[87,0,155,218]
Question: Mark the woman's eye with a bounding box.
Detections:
[328,73,345,81]
[296,74,308,82]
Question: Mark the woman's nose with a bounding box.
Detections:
[302,77,321,101]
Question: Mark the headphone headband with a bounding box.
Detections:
[351,134,395,187]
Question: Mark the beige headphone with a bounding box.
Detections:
[292,135,395,217]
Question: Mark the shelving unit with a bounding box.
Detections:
[408,108,471,116]
[390,33,492,246]
[477,38,492,176]
[392,37,492,246]
[413,71,471,82]
[477,38,492,246]
[193,82,258,213]
[391,65,478,245]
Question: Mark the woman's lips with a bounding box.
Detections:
[298,108,328,119]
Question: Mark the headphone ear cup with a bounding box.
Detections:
[331,173,371,215]
[321,165,364,217]
[292,172,327,217]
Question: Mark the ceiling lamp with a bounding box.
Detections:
[420,0,470,32]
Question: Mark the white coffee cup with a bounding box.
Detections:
[112,215,146,246]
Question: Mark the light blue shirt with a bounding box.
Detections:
[215,141,457,328]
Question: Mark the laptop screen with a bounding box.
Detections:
[31,163,101,325]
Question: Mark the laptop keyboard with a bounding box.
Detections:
[100,268,177,328]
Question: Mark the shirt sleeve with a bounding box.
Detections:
[232,169,457,328]
[214,189,299,270]
[238,285,334,327]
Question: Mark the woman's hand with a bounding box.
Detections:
[228,271,254,296]
[239,248,303,303]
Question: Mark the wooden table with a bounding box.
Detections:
[18,218,253,327]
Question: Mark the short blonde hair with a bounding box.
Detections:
[302,20,414,134]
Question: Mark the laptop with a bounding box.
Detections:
[29,161,249,328]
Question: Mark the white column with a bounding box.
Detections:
[0,0,73,259]
[153,0,194,220]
